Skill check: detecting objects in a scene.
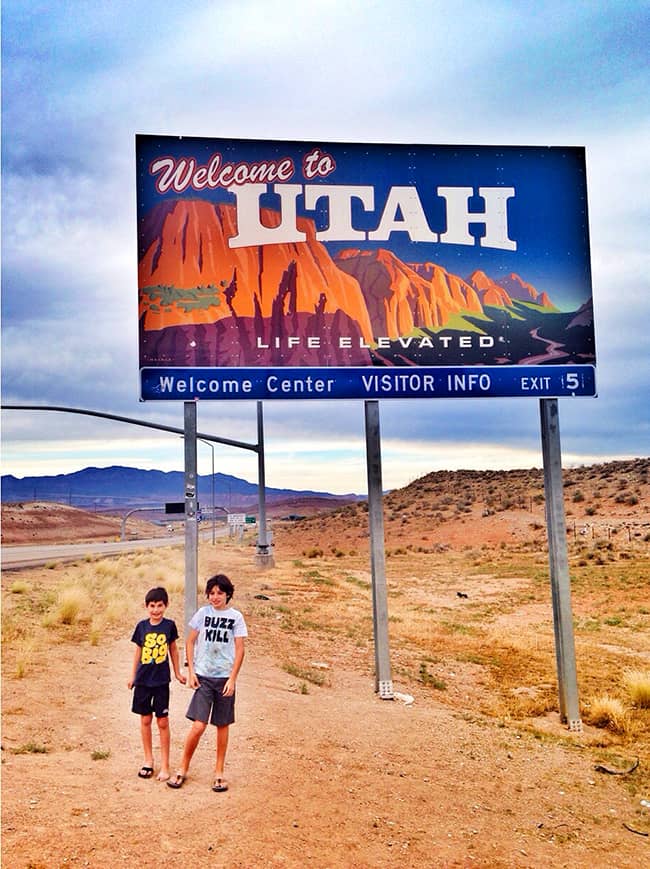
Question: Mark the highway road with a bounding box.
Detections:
[1,529,224,570]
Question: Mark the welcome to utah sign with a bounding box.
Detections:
[136,136,596,401]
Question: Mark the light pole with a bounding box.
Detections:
[198,437,216,545]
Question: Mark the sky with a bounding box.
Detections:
[2,0,649,495]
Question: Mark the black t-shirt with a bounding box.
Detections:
[131,617,179,687]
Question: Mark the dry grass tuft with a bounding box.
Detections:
[585,694,629,733]
[2,548,187,658]
[48,586,93,626]
[14,639,36,678]
[623,669,650,708]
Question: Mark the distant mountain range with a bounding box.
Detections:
[1,465,360,511]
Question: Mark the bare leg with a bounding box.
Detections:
[215,725,229,777]
[140,714,153,767]
[178,719,207,776]
[157,716,170,780]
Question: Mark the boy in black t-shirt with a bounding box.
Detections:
[128,586,186,781]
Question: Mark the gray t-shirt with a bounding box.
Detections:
[189,605,248,678]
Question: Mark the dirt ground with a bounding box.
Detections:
[2,632,646,869]
[2,462,649,867]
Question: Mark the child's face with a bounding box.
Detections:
[207,585,229,609]
[146,599,167,622]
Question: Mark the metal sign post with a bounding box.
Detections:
[255,401,275,567]
[184,401,199,633]
[540,398,582,731]
[364,400,394,699]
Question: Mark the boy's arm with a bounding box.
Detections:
[185,627,200,689]
[128,644,141,689]
[223,636,245,696]
[169,639,186,684]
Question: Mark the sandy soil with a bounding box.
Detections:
[2,626,647,869]
[2,462,649,867]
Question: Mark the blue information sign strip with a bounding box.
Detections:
[141,365,596,401]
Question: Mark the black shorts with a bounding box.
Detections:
[186,676,235,727]
[132,684,170,718]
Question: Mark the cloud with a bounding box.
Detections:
[2,1,649,492]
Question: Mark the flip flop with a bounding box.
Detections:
[212,777,228,792]
[166,773,186,789]
[138,766,154,779]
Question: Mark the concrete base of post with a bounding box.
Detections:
[377,679,394,700]
[255,548,275,569]
[566,718,583,733]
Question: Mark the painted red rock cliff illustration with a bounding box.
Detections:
[138,199,567,368]
[335,250,485,338]
[496,272,554,308]
[139,200,373,339]
[466,270,513,307]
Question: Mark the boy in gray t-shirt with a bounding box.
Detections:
[167,574,247,793]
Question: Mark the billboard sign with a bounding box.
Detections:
[136,136,596,400]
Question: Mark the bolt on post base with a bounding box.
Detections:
[566,718,583,733]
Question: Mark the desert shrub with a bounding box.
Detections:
[1,612,24,643]
[623,669,650,708]
[89,616,105,646]
[47,586,92,626]
[159,573,184,595]
[11,742,50,755]
[91,748,111,760]
[304,547,323,559]
[13,639,36,678]
[419,662,447,690]
[105,595,131,624]
[585,695,628,733]
[282,662,326,686]
[94,561,118,578]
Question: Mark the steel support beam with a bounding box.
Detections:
[184,402,199,635]
[364,400,393,699]
[255,402,275,567]
[540,398,582,731]
[1,404,257,452]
